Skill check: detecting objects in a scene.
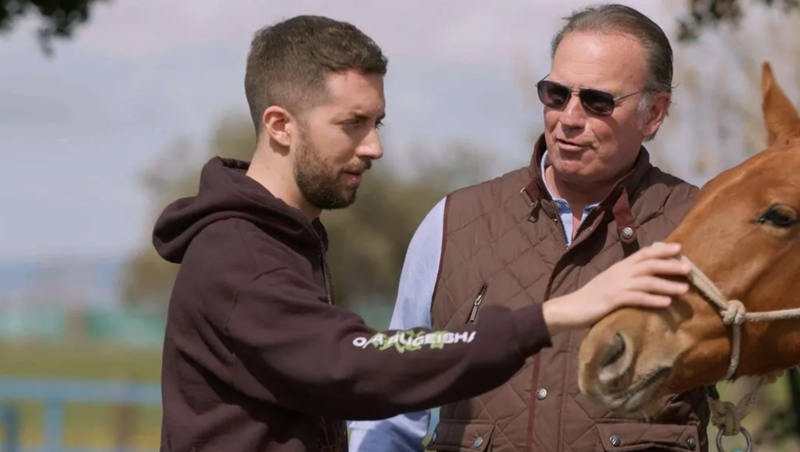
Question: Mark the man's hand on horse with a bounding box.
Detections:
[543,242,691,336]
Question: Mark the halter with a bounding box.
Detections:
[677,253,800,452]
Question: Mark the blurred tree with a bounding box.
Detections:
[121,114,491,310]
[677,0,799,42]
[0,0,108,55]
[4,0,799,56]
[670,0,800,179]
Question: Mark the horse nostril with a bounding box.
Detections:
[601,333,626,369]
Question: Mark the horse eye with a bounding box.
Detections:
[757,206,798,229]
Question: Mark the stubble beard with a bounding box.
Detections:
[293,133,358,211]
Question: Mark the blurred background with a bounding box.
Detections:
[1,0,799,451]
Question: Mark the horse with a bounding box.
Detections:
[576,61,800,452]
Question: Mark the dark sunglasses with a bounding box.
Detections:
[536,78,649,116]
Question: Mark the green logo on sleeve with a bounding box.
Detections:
[351,330,476,352]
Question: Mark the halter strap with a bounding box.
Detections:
[676,251,797,450]
[678,253,800,379]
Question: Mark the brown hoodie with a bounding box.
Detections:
[153,157,554,452]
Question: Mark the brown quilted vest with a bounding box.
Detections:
[426,135,710,452]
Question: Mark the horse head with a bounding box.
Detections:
[577,61,800,417]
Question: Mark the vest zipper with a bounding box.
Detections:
[556,209,597,249]
[574,215,589,241]
[467,284,488,323]
[526,352,543,451]
[529,208,603,451]
[554,215,569,248]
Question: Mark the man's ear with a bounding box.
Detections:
[262,106,292,148]
[642,92,670,137]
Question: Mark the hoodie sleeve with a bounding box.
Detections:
[221,266,552,421]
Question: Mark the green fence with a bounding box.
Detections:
[0,305,166,348]
[0,302,393,348]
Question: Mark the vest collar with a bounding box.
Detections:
[520,133,653,245]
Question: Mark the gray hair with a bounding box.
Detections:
[551,4,674,138]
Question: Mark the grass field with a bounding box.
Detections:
[1,339,796,452]
[0,340,163,450]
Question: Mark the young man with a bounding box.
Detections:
[153,14,694,452]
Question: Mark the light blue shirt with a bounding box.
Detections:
[347,151,598,452]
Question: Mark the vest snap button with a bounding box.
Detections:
[536,388,547,400]
[473,436,483,447]
[686,436,696,449]
[621,227,634,240]
[610,435,621,447]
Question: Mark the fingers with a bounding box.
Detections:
[627,276,689,296]
[628,242,682,263]
[605,276,689,313]
[616,291,673,309]
[632,257,692,277]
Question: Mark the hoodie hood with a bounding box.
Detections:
[152,157,327,263]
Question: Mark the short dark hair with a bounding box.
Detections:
[551,4,673,96]
[244,15,388,133]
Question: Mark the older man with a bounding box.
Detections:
[349,4,710,452]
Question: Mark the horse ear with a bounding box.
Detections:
[761,61,800,147]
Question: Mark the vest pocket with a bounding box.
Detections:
[596,422,701,452]
[466,284,488,323]
[426,419,495,451]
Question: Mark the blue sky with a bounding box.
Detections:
[0,0,795,262]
